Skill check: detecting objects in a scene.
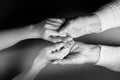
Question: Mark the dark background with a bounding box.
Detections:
[1,0,120,80]
[0,0,112,29]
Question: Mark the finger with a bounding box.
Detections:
[48,18,65,23]
[46,21,62,26]
[58,27,67,36]
[51,37,63,43]
[47,36,62,43]
[49,36,74,43]
[52,47,70,59]
[46,18,65,30]
[48,43,65,52]
[70,44,79,52]
[70,42,83,52]
[59,36,73,43]
[51,42,73,59]
[65,40,74,48]
[45,24,60,30]
[45,29,60,38]
[58,25,71,37]
[47,36,66,43]
[45,30,68,42]
[52,59,72,65]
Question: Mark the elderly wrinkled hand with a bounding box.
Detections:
[53,41,101,65]
[49,15,101,38]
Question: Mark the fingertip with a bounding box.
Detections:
[52,61,58,64]
[52,60,62,65]
[45,24,59,30]
[53,59,69,65]
[52,42,64,50]
[48,18,65,23]
[46,30,60,37]
[58,32,67,37]
[58,29,68,37]
[52,39,61,43]
[46,21,62,26]
[54,38,63,43]
[63,37,73,43]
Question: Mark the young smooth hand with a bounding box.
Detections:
[53,41,101,65]
[30,18,65,43]
[33,40,74,68]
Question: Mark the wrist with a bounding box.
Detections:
[86,15,102,34]
[95,46,120,71]
[90,45,101,64]
[26,25,41,39]
[33,58,48,70]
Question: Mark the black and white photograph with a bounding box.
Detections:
[0,0,120,80]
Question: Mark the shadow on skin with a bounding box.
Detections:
[1,27,120,80]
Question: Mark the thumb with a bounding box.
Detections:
[58,25,70,37]
[51,46,70,60]
[51,40,74,59]
[52,59,72,65]
[58,20,73,37]
[45,18,65,30]
[45,30,63,42]
[53,55,86,65]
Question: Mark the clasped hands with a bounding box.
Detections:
[32,16,101,68]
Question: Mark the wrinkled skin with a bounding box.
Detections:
[47,15,101,38]
[53,41,100,65]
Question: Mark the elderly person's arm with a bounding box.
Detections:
[53,41,120,72]
[50,0,120,38]
[95,0,120,32]
[95,45,120,72]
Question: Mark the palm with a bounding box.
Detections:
[63,42,90,64]
[53,42,100,65]
[34,41,74,66]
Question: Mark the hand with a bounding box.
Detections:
[30,18,65,42]
[53,42,101,65]
[58,15,101,38]
[13,41,75,80]
[33,40,74,67]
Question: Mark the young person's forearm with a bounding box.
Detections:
[12,67,40,80]
[95,45,120,72]
[0,25,37,50]
[94,0,120,32]
[12,61,47,80]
